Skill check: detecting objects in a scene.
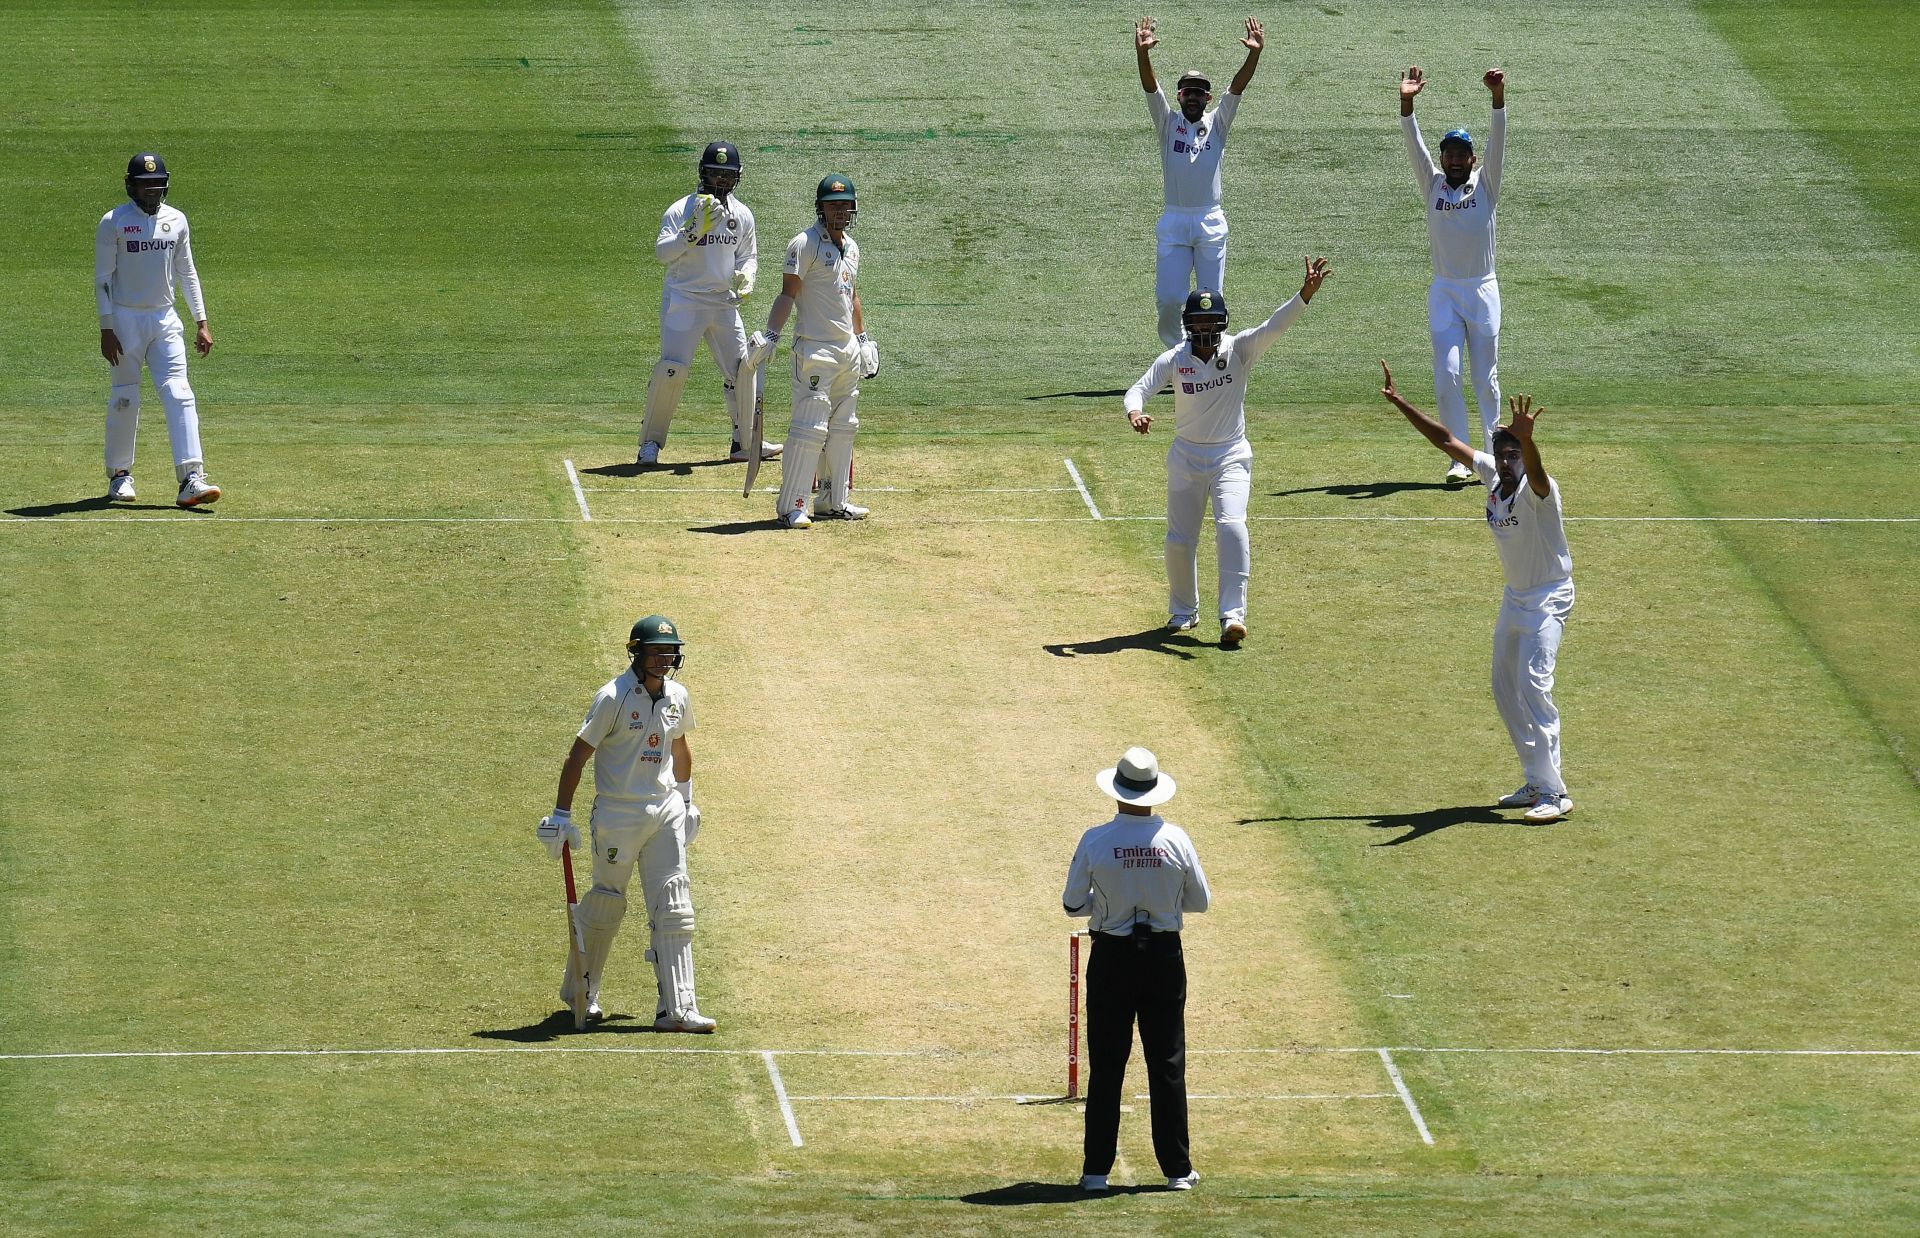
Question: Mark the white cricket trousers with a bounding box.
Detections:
[1155,206,1228,347]
[641,291,761,448]
[1427,275,1502,454]
[776,343,860,518]
[104,305,204,482]
[1491,580,1573,797]
[588,796,699,1015]
[1164,436,1252,624]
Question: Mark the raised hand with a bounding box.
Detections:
[1507,393,1542,438]
[1379,360,1400,402]
[1482,67,1505,91]
[1400,66,1426,100]
[1136,16,1158,51]
[1241,15,1264,51]
[1300,255,1332,302]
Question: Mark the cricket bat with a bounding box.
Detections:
[561,845,588,1030]
[739,357,769,498]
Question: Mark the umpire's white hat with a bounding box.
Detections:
[1096,747,1177,807]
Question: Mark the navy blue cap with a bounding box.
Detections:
[1439,128,1473,151]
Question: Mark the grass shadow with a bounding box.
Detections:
[961,1182,1164,1205]
[582,458,736,478]
[1044,626,1206,660]
[6,498,201,517]
[1023,388,1130,400]
[1268,479,1475,500]
[687,518,790,535]
[1244,804,1552,846]
[471,1011,643,1042]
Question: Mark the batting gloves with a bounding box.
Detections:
[537,808,582,859]
[678,780,701,845]
[857,332,880,379]
[746,330,780,370]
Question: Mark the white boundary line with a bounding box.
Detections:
[1062,458,1103,520]
[563,458,592,522]
[762,1051,804,1147]
[1378,1048,1435,1146]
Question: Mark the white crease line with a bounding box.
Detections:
[785,1092,1392,1103]
[12,513,1912,527]
[580,486,1073,495]
[762,1051,803,1147]
[563,459,591,522]
[1379,1048,1434,1146]
[1386,1047,1920,1057]
[791,1094,1040,1102]
[1063,458,1103,520]
[0,1046,928,1062]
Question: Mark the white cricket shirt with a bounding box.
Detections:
[1403,107,1505,281]
[577,670,696,805]
[655,193,757,305]
[1473,453,1574,603]
[1063,813,1211,933]
[95,201,205,327]
[782,222,859,349]
[1148,89,1241,211]
[1124,294,1308,446]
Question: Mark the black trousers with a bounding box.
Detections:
[1082,930,1190,1178]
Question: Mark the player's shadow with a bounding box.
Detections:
[962,1182,1165,1204]
[470,1011,643,1042]
[582,458,734,479]
[1023,387,1131,401]
[1268,479,1472,500]
[1244,805,1524,846]
[687,518,791,536]
[1044,626,1207,660]
[6,497,203,517]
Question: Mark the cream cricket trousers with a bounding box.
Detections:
[104,305,204,482]
[1491,580,1574,797]
[1428,275,1502,454]
[1155,206,1229,348]
[1164,436,1252,625]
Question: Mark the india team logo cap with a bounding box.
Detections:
[1096,746,1177,807]
[1175,69,1211,93]
[1440,128,1474,152]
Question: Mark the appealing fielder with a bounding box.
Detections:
[1135,15,1264,348]
[1378,363,1575,824]
[1400,66,1508,482]
[536,615,717,1032]
[96,153,220,507]
[1124,258,1331,649]
[746,174,880,528]
[637,141,781,467]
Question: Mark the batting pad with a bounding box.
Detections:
[651,874,697,1016]
[575,888,627,1003]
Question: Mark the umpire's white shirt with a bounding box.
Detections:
[1149,89,1242,211]
[1064,814,1211,934]
[1403,107,1505,281]
[1473,454,1574,604]
[577,671,696,805]
[783,222,860,351]
[95,201,204,325]
[655,194,756,306]
[1124,294,1308,446]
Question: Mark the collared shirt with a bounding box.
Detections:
[1123,294,1309,446]
[1148,89,1242,211]
[95,201,205,326]
[1472,453,1574,603]
[783,221,859,350]
[1402,107,1506,281]
[577,670,695,804]
[1063,812,1211,933]
[655,193,756,305]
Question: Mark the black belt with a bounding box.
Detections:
[1092,927,1182,952]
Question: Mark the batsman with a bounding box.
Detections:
[536,615,716,1033]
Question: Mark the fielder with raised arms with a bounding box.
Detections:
[1135,15,1264,349]
[1124,257,1330,649]
[536,615,717,1032]
[1400,66,1507,482]
[95,152,221,507]
[746,174,880,528]
[636,141,781,467]
[1378,363,1575,824]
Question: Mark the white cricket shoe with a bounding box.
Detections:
[176,471,221,508]
[1220,619,1247,650]
[1167,614,1199,634]
[729,440,783,462]
[1497,784,1539,808]
[637,440,661,466]
[1167,1170,1201,1190]
[780,508,812,529]
[1523,792,1573,824]
[1445,461,1474,483]
[1079,1174,1109,1193]
[584,998,604,1024]
[812,502,869,521]
[108,471,135,502]
[654,1008,717,1034]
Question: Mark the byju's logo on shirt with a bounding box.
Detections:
[1180,373,1235,395]
[126,238,175,253]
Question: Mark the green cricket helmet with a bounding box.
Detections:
[815,173,857,226]
[626,614,686,673]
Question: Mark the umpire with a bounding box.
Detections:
[1063,746,1212,1192]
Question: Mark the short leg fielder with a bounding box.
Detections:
[105,307,206,484]
[1427,278,1502,454]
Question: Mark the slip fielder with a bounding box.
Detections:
[1135,15,1265,348]
[96,153,221,507]
[1400,66,1508,482]
[637,141,781,467]
[1124,258,1331,649]
[536,615,717,1032]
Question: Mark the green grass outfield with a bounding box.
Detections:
[3,1,1918,1232]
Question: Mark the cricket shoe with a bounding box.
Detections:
[1167,1170,1201,1191]
[176,471,221,508]
[729,440,783,462]
[1079,1174,1109,1193]
[1220,619,1247,650]
[654,1008,717,1034]
[637,440,661,466]
[1444,461,1474,484]
[812,502,869,521]
[1522,792,1574,824]
[108,471,135,502]
[1497,784,1539,808]
[1167,614,1200,634]
[780,508,812,529]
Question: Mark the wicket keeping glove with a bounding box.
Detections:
[857,332,880,379]
[746,330,780,371]
[684,194,720,242]
[730,268,755,299]
[537,808,582,859]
